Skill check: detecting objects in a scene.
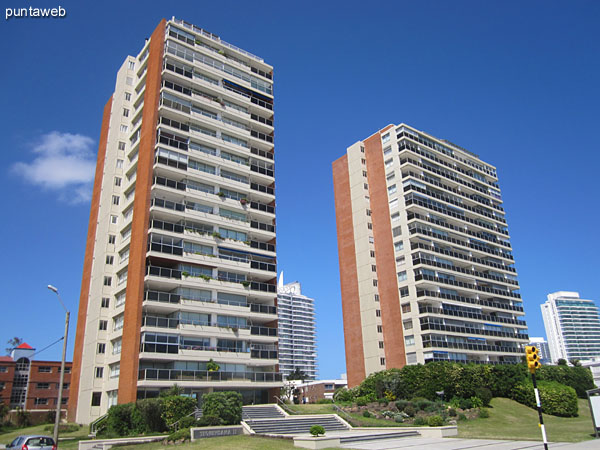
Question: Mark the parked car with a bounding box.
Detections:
[6,436,55,450]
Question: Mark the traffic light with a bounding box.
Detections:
[525,345,542,373]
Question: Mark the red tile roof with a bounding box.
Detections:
[0,356,13,362]
[16,343,33,350]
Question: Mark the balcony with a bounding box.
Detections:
[150,219,185,234]
[146,266,182,280]
[250,326,277,337]
[414,273,521,299]
[412,258,519,287]
[422,339,522,354]
[419,305,527,327]
[151,197,185,213]
[416,290,523,312]
[144,290,181,304]
[419,320,529,340]
[138,368,282,382]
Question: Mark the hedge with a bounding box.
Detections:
[200,391,242,425]
[511,380,578,417]
[335,362,593,404]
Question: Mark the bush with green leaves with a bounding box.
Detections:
[43,423,80,433]
[106,403,135,436]
[448,408,457,417]
[161,395,197,428]
[511,380,578,417]
[427,415,444,427]
[474,387,492,407]
[310,425,325,436]
[333,387,358,403]
[200,391,242,425]
[316,398,333,404]
[395,400,409,411]
[131,398,166,434]
[362,410,371,418]
[470,396,483,408]
[403,405,416,417]
[413,417,428,426]
[394,414,404,423]
[198,415,223,426]
[457,413,467,421]
[167,427,190,442]
[479,408,490,418]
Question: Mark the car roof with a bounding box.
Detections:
[17,435,54,439]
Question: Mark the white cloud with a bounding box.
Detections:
[12,131,96,204]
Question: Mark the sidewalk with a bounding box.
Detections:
[341,437,600,449]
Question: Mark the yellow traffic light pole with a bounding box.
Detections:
[526,345,548,450]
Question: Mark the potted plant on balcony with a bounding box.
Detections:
[207,359,220,372]
[200,274,211,282]
[217,191,226,199]
[241,281,251,288]
[240,198,248,206]
[211,232,223,239]
[182,271,190,278]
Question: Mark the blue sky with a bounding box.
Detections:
[0,0,598,378]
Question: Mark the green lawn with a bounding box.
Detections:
[457,398,595,442]
[115,435,343,450]
[0,423,89,449]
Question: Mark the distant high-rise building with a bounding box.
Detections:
[277,273,317,380]
[528,337,551,364]
[70,17,280,424]
[333,123,528,387]
[541,291,600,363]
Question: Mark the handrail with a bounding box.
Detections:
[273,396,299,415]
[89,413,108,436]
[332,403,355,424]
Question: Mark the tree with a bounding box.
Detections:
[159,384,184,398]
[287,368,307,381]
[557,358,568,366]
[206,359,220,372]
[6,337,23,355]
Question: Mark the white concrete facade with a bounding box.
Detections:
[541,291,600,363]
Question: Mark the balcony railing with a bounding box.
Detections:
[250,182,274,196]
[146,266,182,279]
[419,321,529,340]
[151,197,186,213]
[250,326,277,337]
[412,258,519,287]
[139,368,282,382]
[250,240,275,253]
[419,305,527,326]
[150,219,185,234]
[250,220,275,233]
[414,273,521,299]
[416,289,523,312]
[251,350,278,359]
[144,290,181,304]
[422,339,522,354]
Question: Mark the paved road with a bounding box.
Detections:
[341,437,600,449]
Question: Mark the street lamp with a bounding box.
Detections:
[47,285,70,449]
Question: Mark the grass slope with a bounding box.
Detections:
[0,423,89,449]
[457,398,595,442]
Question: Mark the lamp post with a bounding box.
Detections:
[47,285,70,449]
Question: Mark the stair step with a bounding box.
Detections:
[340,431,420,443]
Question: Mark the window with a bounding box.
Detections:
[113,315,124,331]
[389,198,398,209]
[99,320,108,331]
[400,287,409,297]
[401,303,411,313]
[375,309,381,317]
[0,367,6,373]
[372,279,378,287]
[379,341,384,349]
[109,363,120,378]
[103,276,112,286]
[360,146,365,153]
[364,183,368,190]
[403,320,413,330]
[370,250,375,258]
[380,357,386,365]
[392,226,402,237]
[95,367,104,378]
[91,392,102,407]
[405,335,415,346]
[108,235,116,244]
[123,108,129,118]
[110,215,118,225]
[396,256,405,265]
[366,209,371,216]
[36,383,49,389]
[371,265,377,272]
[387,184,397,194]
[112,338,122,355]
[38,366,52,373]
[112,195,120,205]
[128,61,135,70]
[120,125,128,133]
[114,177,122,186]
[368,236,374,244]
[34,398,48,405]
[377,325,383,333]
[391,212,400,223]
[106,255,114,265]
[367,223,372,230]
[361,158,366,165]
[115,292,126,308]
[384,158,393,169]
[118,141,126,151]
[394,241,404,251]
[124,92,131,101]
[362,170,367,177]
[397,271,407,281]
[97,343,106,354]
[374,294,380,302]
[386,172,395,181]
[382,133,390,144]
[101,297,110,308]
[116,159,124,168]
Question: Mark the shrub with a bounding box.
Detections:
[413,417,428,426]
[479,408,490,418]
[381,410,395,418]
[333,387,356,403]
[377,397,388,405]
[45,410,56,424]
[316,398,333,404]
[106,403,134,436]
[457,413,467,421]
[14,408,31,428]
[161,396,197,428]
[132,398,166,434]
[403,405,416,417]
[167,427,190,442]
[197,415,222,426]
[427,415,444,427]
[310,425,325,437]
[448,408,457,417]
[512,381,578,417]
[356,396,369,407]
[177,416,198,429]
[536,365,595,399]
[201,391,242,425]
[474,387,492,407]
[470,396,483,408]
[362,411,371,418]
[43,423,80,433]
[416,399,432,411]
[395,400,409,411]
[394,414,404,423]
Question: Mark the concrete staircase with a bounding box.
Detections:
[244,414,351,435]
[339,430,420,443]
[242,405,286,420]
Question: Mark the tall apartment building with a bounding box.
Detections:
[70,18,280,424]
[333,124,528,387]
[277,273,317,380]
[541,291,600,363]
